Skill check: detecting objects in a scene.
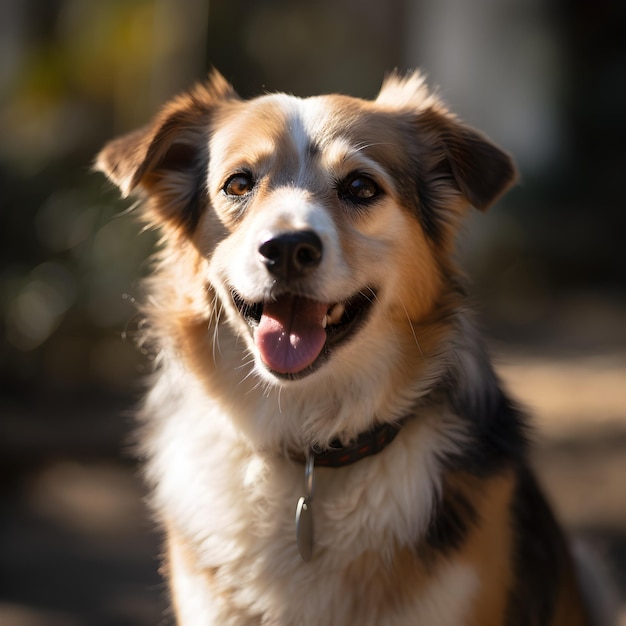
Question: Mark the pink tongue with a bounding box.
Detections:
[255,296,328,374]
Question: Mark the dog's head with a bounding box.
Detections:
[97,70,515,387]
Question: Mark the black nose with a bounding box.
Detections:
[258,231,323,281]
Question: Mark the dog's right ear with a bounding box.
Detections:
[95,69,238,230]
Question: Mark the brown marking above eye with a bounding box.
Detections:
[339,173,382,203]
[223,172,255,197]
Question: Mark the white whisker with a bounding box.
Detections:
[399,298,423,357]
[210,294,225,363]
[277,386,284,414]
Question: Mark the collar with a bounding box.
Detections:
[289,419,407,468]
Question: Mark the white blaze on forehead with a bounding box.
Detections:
[298,96,337,139]
[279,94,316,158]
[254,93,323,162]
[273,94,346,184]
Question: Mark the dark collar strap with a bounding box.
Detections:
[289,419,405,468]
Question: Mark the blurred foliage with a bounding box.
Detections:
[0,0,166,397]
[0,0,625,400]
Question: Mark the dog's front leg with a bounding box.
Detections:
[165,526,259,626]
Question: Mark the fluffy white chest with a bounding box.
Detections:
[170,533,478,626]
[146,377,472,625]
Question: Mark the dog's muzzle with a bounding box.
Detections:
[230,229,377,379]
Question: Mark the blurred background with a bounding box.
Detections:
[0,0,624,624]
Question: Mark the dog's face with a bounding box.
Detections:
[97,71,515,387]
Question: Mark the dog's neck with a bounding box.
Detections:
[288,418,408,468]
[289,416,412,561]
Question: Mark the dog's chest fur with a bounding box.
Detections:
[145,360,484,626]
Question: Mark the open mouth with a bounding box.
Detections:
[231,289,377,379]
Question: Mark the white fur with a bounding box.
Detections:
[143,347,473,625]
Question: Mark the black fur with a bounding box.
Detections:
[443,346,529,477]
[425,482,478,555]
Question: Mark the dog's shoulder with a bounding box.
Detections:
[425,325,592,625]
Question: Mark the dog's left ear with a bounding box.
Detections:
[438,121,516,212]
[377,71,517,212]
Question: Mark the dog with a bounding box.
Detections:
[97,70,595,625]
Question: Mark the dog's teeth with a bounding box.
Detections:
[327,303,345,326]
[322,315,328,329]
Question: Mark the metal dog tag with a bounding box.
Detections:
[295,496,314,562]
[295,450,315,562]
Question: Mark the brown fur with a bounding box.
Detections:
[96,70,596,626]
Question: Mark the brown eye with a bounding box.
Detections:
[224,173,254,197]
[341,174,381,202]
